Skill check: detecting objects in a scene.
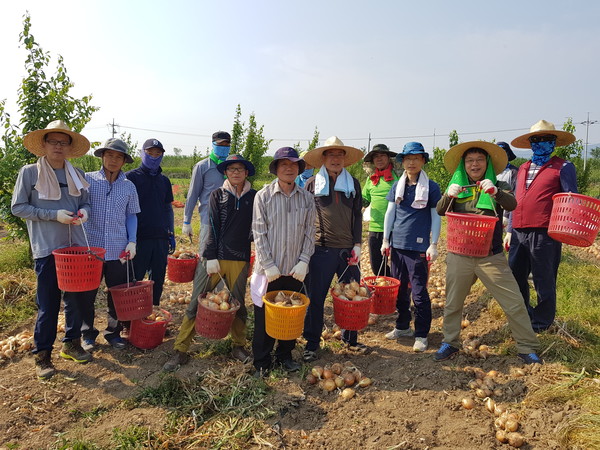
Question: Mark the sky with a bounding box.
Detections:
[1,1,600,159]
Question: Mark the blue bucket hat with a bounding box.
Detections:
[217,154,255,176]
[269,147,306,175]
[496,141,516,162]
[396,141,429,163]
[94,138,134,164]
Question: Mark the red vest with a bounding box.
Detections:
[512,156,565,229]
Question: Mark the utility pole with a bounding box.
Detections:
[581,112,598,170]
[367,132,371,152]
[108,118,118,138]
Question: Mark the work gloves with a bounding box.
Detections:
[426,243,438,261]
[348,245,361,265]
[381,239,391,257]
[168,233,176,254]
[71,209,88,226]
[206,259,221,275]
[56,209,75,224]
[264,266,281,283]
[477,179,498,195]
[182,222,193,238]
[120,242,137,264]
[503,233,512,252]
[447,184,463,198]
[289,261,309,282]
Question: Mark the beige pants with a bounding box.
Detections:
[443,252,539,354]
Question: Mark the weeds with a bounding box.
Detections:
[112,425,156,449]
[0,269,37,333]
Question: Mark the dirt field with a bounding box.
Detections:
[0,240,595,449]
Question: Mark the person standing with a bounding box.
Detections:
[80,138,140,350]
[496,142,519,229]
[381,142,441,352]
[433,141,541,364]
[12,120,93,378]
[164,155,257,371]
[362,143,398,277]
[295,150,314,188]
[126,138,175,306]
[302,136,365,362]
[506,120,577,332]
[251,147,316,376]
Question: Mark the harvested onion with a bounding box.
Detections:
[340,388,355,400]
[461,398,475,409]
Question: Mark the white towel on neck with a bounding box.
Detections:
[314,166,356,198]
[395,170,430,209]
[35,156,90,200]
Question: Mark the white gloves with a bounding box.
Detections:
[264,266,281,283]
[381,239,390,256]
[290,261,309,282]
[426,243,438,261]
[72,209,88,226]
[478,179,498,195]
[56,209,74,224]
[348,245,361,265]
[503,232,512,252]
[182,222,193,237]
[118,242,137,265]
[447,183,463,198]
[206,259,221,275]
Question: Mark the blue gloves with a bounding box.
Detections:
[168,233,176,254]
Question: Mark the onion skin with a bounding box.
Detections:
[331,363,343,375]
[505,419,519,432]
[306,374,318,385]
[334,376,345,388]
[358,377,372,388]
[343,373,356,387]
[312,366,324,379]
[461,398,475,410]
[495,430,508,443]
[507,432,524,448]
[322,379,336,392]
[340,388,355,400]
[322,368,334,380]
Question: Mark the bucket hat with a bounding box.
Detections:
[303,136,364,168]
[363,143,397,163]
[511,119,576,149]
[269,147,305,175]
[94,138,134,164]
[396,142,430,163]
[496,141,516,161]
[444,141,508,175]
[217,154,255,176]
[23,120,90,158]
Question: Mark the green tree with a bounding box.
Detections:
[591,147,600,159]
[0,13,98,239]
[554,118,590,193]
[173,147,182,156]
[228,105,271,180]
[230,104,244,154]
[449,129,459,148]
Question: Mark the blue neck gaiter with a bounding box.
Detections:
[300,168,313,180]
[531,141,555,166]
[212,143,230,161]
[141,152,163,175]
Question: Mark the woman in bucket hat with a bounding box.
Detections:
[506,120,577,332]
[433,141,541,364]
[79,138,141,351]
[12,120,93,379]
[164,155,257,371]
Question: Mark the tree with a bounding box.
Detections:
[173,147,182,156]
[229,105,271,180]
[449,129,459,148]
[554,118,590,194]
[0,13,98,239]
[230,104,244,154]
[591,147,600,159]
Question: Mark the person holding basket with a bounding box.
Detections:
[434,141,541,364]
[164,155,257,371]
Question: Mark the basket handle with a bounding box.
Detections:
[445,185,499,218]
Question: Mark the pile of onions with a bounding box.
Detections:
[171,250,196,259]
[0,330,34,361]
[331,281,370,302]
[364,277,392,287]
[145,312,167,322]
[494,411,524,447]
[306,361,373,397]
[428,264,446,308]
[464,367,504,398]
[267,291,304,307]
[200,289,234,311]
[169,289,192,305]
[462,333,492,359]
[321,325,342,341]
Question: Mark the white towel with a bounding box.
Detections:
[35,156,90,200]
[395,170,430,209]
[314,166,356,198]
[250,272,268,307]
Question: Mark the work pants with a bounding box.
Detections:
[133,238,169,305]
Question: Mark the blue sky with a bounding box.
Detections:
[1,1,599,158]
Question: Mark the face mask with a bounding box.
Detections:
[212,143,230,161]
[142,152,163,174]
[531,140,555,166]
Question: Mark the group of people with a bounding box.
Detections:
[12,118,576,380]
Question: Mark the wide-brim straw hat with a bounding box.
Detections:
[304,136,364,168]
[444,141,508,175]
[511,119,576,149]
[23,119,90,158]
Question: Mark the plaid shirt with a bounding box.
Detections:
[85,169,141,261]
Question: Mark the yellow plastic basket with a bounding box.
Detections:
[263,290,310,340]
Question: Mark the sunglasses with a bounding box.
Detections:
[529,134,557,144]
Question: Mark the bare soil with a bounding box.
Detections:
[0,240,592,449]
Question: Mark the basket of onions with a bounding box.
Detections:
[195,289,241,339]
[167,251,199,283]
[129,309,172,350]
[362,276,400,315]
[330,281,373,331]
[263,290,310,340]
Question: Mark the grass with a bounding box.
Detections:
[0,238,31,271]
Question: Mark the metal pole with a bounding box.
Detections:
[585,112,589,171]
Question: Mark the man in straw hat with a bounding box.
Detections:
[433,141,541,364]
[362,143,399,277]
[302,136,366,362]
[506,120,578,332]
[250,147,316,376]
[381,142,441,352]
[79,138,140,351]
[12,120,93,379]
[164,155,257,371]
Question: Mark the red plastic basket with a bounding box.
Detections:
[167,255,198,283]
[195,296,241,339]
[52,246,106,292]
[264,291,310,340]
[129,309,172,350]
[109,280,154,321]
[363,276,400,315]
[445,213,498,257]
[548,193,600,247]
[248,251,256,278]
[331,288,373,331]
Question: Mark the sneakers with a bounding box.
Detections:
[433,343,459,361]
[231,346,251,363]
[106,336,126,350]
[385,327,413,339]
[413,337,428,353]
[346,342,370,354]
[276,359,301,372]
[302,349,318,363]
[518,353,543,364]
[60,340,92,363]
[163,350,190,372]
[34,350,55,379]
[82,339,96,352]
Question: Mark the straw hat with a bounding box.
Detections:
[511,119,576,149]
[303,136,364,168]
[23,120,90,158]
[444,141,508,175]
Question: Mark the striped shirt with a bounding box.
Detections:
[85,169,141,261]
[252,179,316,275]
[525,163,542,189]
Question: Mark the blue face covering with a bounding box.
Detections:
[212,143,230,161]
[531,140,555,166]
[141,152,163,175]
